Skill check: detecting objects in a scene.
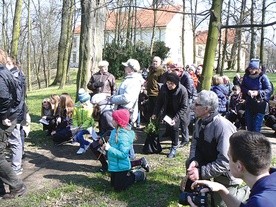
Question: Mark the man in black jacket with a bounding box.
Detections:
[152,72,189,158]
[0,49,26,199]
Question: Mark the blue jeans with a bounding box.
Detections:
[245,110,264,132]
[74,130,90,148]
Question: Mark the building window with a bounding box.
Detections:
[198,46,203,57]
[72,53,77,63]
[73,37,77,48]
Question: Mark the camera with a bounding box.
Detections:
[179,186,209,207]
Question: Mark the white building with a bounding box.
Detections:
[71,5,194,67]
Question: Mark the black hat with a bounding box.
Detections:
[166,73,180,85]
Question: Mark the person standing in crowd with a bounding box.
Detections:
[101,109,147,191]
[87,60,116,97]
[0,49,26,199]
[241,60,272,132]
[188,131,274,207]
[211,75,229,116]
[152,72,189,158]
[186,90,248,206]
[109,59,143,125]
[170,63,195,147]
[146,56,164,121]
[6,56,26,175]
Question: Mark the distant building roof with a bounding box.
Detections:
[196,29,236,44]
[74,5,182,34]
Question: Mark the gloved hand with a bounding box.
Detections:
[93,81,104,88]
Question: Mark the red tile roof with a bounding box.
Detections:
[74,5,182,34]
[196,29,236,44]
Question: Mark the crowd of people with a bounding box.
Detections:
[1,47,276,205]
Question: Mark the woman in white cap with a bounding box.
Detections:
[109,59,144,125]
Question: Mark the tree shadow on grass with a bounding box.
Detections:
[43,172,181,207]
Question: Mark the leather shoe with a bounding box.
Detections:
[2,184,26,199]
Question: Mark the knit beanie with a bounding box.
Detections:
[112,109,130,127]
[78,88,90,103]
[166,72,180,85]
[248,61,259,69]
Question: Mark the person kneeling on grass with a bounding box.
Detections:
[188,130,276,207]
[101,109,147,191]
[72,88,94,154]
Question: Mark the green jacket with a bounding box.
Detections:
[72,101,94,129]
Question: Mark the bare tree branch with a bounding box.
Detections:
[221,20,276,29]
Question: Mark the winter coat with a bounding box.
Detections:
[147,66,164,97]
[87,71,116,96]
[241,73,272,102]
[107,127,135,172]
[180,71,197,100]
[211,84,229,114]
[153,83,189,123]
[72,101,94,129]
[0,65,19,122]
[188,113,242,186]
[110,73,142,123]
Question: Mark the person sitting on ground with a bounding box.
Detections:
[40,98,54,131]
[72,88,95,154]
[51,94,74,144]
[101,109,148,191]
[225,85,246,129]
[41,94,60,136]
[188,130,276,207]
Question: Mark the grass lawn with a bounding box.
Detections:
[3,69,276,207]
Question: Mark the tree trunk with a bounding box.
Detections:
[150,1,158,56]
[27,0,32,91]
[260,0,266,64]
[182,0,185,66]
[60,0,74,89]
[53,0,72,86]
[250,0,257,59]
[11,0,23,58]
[1,0,8,51]
[200,0,223,90]
[77,0,106,95]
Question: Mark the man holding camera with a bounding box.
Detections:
[185,90,249,206]
[188,130,276,207]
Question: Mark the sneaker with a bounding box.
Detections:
[14,168,23,176]
[141,157,150,172]
[2,184,26,199]
[76,147,86,155]
[84,143,91,151]
[178,141,189,148]
[167,147,177,158]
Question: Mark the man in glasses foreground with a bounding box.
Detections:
[185,90,249,206]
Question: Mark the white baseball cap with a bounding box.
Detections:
[122,59,140,72]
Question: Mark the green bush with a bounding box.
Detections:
[103,41,170,78]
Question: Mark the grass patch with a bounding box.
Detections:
[4,69,276,207]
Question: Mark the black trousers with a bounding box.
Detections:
[110,171,135,191]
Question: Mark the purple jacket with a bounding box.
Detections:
[241,73,272,102]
